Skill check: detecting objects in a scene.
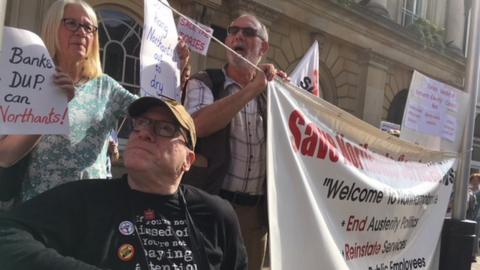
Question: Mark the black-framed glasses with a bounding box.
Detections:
[227,25,264,40]
[62,18,98,34]
[132,117,189,147]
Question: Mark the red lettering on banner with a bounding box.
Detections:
[301,123,318,156]
[289,110,304,151]
[289,110,339,162]
[323,131,340,162]
[287,110,448,183]
[288,109,370,169]
[344,241,381,260]
[315,128,328,159]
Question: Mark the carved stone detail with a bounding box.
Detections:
[370,52,394,68]
[229,0,279,26]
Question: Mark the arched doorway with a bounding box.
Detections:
[386,88,408,125]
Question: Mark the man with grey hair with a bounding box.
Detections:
[183,14,285,270]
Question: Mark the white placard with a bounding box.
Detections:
[140,0,181,100]
[400,71,467,152]
[0,27,69,135]
[442,114,457,142]
[177,16,213,56]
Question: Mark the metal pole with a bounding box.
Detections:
[0,0,6,52]
[439,2,480,269]
[452,0,480,221]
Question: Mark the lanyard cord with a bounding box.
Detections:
[178,187,210,270]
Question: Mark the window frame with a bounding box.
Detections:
[95,6,143,147]
[400,0,423,26]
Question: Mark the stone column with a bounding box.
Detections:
[360,53,389,127]
[445,0,466,51]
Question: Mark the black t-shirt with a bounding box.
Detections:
[0,176,247,270]
[117,189,198,269]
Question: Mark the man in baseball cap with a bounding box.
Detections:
[128,96,197,150]
[0,96,247,270]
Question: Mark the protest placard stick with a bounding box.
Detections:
[158,0,262,73]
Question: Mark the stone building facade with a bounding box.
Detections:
[5,0,479,170]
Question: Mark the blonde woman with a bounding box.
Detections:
[21,0,193,201]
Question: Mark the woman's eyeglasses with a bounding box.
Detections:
[227,26,264,41]
[62,18,98,34]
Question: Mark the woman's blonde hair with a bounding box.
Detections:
[41,0,102,79]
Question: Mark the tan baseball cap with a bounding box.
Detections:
[128,96,196,149]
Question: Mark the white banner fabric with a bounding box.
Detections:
[140,0,181,100]
[289,41,321,97]
[267,79,456,270]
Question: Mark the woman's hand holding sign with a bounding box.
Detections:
[53,67,75,102]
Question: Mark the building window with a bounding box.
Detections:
[401,0,423,26]
[97,8,142,94]
[96,8,143,141]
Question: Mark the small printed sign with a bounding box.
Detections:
[177,16,213,56]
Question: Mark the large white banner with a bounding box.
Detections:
[140,0,181,100]
[0,27,69,134]
[267,79,456,270]
[400,71,467,152]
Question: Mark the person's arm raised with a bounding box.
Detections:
[176,37,190,75]
[192,64,276,137]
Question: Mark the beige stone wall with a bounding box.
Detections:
[266,20,311,72]
[324,42,362,115]
[5,0,53,33]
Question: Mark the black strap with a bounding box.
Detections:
[204,69,225,100]
[179,187,210,270]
